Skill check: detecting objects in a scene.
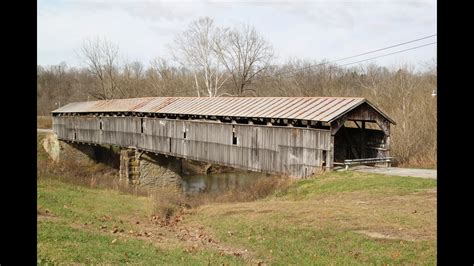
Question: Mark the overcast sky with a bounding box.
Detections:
[38,0,436,71]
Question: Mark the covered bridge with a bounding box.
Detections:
[51,97,395,178]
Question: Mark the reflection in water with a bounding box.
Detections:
[181,172,267,194]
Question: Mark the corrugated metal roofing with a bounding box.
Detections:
[52,97,395,124]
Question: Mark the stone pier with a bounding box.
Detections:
[119,149,182,187]
[42,132,183,188]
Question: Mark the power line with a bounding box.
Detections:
[254,34,437,80]
[175,35,437,95]
[319,42,437,70]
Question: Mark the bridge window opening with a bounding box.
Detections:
[99,120,103,130]
[140,118,144,134]
[232,125,237,145]
[252,119,266,125]
[322,151,327,166]
[184,131,187,139]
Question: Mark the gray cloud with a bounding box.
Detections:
[38,0,436,68]
[66,0,199,22]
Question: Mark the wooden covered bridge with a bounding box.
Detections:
[52,97,395,179]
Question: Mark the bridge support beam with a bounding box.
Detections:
[119,149,182,187]
[326,135,335,171]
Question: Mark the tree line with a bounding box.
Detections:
[37,17,437,167]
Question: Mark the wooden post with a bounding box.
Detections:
[385,123,391,167]
[361,121,366,158]
[329,117,348,168]
[374,117,392,167]
[326,135,334,171]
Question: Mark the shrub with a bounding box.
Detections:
[186,175,294,207]
[151,187,187,221]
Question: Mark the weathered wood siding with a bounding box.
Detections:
[52,116,331,178]
[344,103,386,122]
[53,116,76,140]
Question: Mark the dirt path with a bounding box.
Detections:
[349,166,437,179]
[123,212,261,264]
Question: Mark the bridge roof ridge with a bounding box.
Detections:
[51,96,394,124]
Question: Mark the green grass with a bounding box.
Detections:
[188,220,435,265]
[38,221,234,265]
[38,178,150,229]
[277,170,437,200]
[37,178,243,265]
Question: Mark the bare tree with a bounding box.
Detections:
[172,17,228,97]
[147,58,171,94]
[357,63,386,103]
[120,60,147,98]
[78,37,122,100]
[215,24,274,96]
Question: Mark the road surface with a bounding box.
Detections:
[348,165,437,179]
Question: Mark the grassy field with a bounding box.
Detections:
[186,171,436,265]
[37,134,437,265]
[37,116,52,129]
[38,178,245,264]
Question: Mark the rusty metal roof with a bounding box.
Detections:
[52,97,395,124]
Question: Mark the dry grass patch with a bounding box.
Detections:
[183,172,436,264]
[38,116,52,129]
[151,187,188,222]
[185,175,294,207]
[191,189,436,242]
